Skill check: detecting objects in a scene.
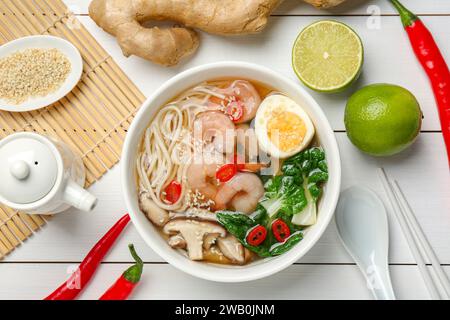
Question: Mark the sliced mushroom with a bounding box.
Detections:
[217,234,245,265]
[203,233,219,250]
[204,245,253,265]
[170,208,218,222]
[163,218,226,260]
[243,248,254,264]
[139,193,169,226]
[203,245,232,265]
[168,234,186,249]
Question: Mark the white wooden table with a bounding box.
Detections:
[0,0,449,300]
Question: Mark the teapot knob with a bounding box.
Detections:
[10,160,30,180]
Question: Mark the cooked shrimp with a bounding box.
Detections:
[214,173,264,214]
[229,80,261,123]
[186,162,220,200]
[193,111,235,154]
[208,80,261,124]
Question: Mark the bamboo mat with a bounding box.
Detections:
[0,0,146,258]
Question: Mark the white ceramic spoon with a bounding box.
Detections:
[335,186,396,300]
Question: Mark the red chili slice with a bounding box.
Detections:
[216,163,237,183]
[164,181,182,204]
[272,219,291,243]
[226,100,244,122]
[246,225,267,246]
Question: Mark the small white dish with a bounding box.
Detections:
[121,61,341,283]
[0,35,83,112]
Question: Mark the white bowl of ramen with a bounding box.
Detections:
[121,61,341,282]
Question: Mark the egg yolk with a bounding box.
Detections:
[267,111,306,152]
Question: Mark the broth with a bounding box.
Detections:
[136,79,328,265]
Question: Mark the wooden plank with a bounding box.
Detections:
[65,0,450,16]
[0,263,446,300]
[78,15,450,132]
[3,133,448,264]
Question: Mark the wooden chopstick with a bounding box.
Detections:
[392,180,450,299]
[378,168,444,300]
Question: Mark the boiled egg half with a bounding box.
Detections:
[255,94,315,159]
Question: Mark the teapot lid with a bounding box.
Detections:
[0,133,59,205]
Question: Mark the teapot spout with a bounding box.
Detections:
[63,180,98,212]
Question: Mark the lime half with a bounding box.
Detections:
[292,20,364,93]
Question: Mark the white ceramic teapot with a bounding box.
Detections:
[0,132,97,214]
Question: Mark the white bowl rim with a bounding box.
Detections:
[0,35,83,112]
[121,61,341,283]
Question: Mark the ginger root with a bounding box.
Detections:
[303,0,347,8]
[89,0,346,66]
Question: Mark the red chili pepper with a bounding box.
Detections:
[226,100,244,122]
[391,0,450,164]
[246,225,267,246]
[99,244,143,300]
[44,214,131,300]
[164,180,182,204]
[272,219,291,243]
[216,163,237,183]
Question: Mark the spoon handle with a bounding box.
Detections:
[367,267,396,300]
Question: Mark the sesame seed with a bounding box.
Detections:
[0,48,71,104]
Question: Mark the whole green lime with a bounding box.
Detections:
[344,84,422,156]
